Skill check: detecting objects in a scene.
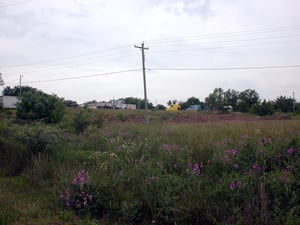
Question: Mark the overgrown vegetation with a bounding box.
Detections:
[1,108,300,224]
[16,88,65,123]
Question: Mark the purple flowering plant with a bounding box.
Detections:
[229,180,241,191]
[60,170,94,214]
[187,162,201,175]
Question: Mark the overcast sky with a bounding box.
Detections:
[0,0,299,105]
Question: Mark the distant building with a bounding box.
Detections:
[186,105,201,111]
[126,104,137,110]
[87,101,112,109]
[1,96,18,108]
[86,100,136,110]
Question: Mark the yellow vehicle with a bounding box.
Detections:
[166,104,181,111]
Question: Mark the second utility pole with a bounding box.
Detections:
[19,74,23,96]
[135,42,149,124]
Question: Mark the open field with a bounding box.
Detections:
[1,109,300,224]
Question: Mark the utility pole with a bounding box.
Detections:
[0,73,4,86]
[293,92,296,114]
[135,42,149,124]
[19,74,23,96]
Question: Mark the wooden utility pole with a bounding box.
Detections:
[135,42,149,124]
[293,92,295,114]
[0,73,4,86]
[19,74,23,96]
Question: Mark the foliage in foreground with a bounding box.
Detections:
[57,123,300,225]
[1,110,300,224]
[16,87,65,123]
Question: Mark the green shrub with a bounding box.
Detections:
[16,88,65,123]
[73,110,90,134]
[0,122,61,175]
[23,122,61,155]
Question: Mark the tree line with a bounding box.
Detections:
[178,88,297,115]
[122,88,297,115]
[2,86,299,121]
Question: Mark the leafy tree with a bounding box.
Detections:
[123,97,154,109]
[3,86,36,96]
[139,99,154,109]
[223,89,239,111]
[238,89,260,113]
[64,100,78,108]
[16,88,65,123]
[123,97,141,109]
[205,88,224,110]
[180,97,201,110]
[124,97,140,106]
[251,100,275,116]
[274,96,294,113]
[167,99,178,106]
[155,104,166,110]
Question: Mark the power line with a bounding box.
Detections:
[1,45,132,69]
[149,34,300,50]
[16,69,142,85]
[2,52,138,76]
[146,25,300,45]
[5,64,299,86]
[3,25,300,69]
[148,39,300,55]
[0,0,32,9]
[4,37,299,76]
[149,65,300,71]
[2,25,300,72]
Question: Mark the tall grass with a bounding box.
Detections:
[1,109,300,224]
[59,119,300,224]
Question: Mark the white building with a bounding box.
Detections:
[0,96,18,108]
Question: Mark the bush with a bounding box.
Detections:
[251,100,275,116]
[0,122,61,175]
[73,110,91,134]
[16,89,65,123]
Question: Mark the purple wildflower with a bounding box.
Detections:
[287,148,294,155]
[60,170,94,210]
[72,170,90,189]
[233,164,240,170]
[229,181,241,191]
[225,149,239,156]
[252,163,262,173]
[193,163,200,174]
[259,137,270,146]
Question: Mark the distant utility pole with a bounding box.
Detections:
[19,74,23,96]
[293,92,296,114]
[135,42,149,124]
[0,73,4,86]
